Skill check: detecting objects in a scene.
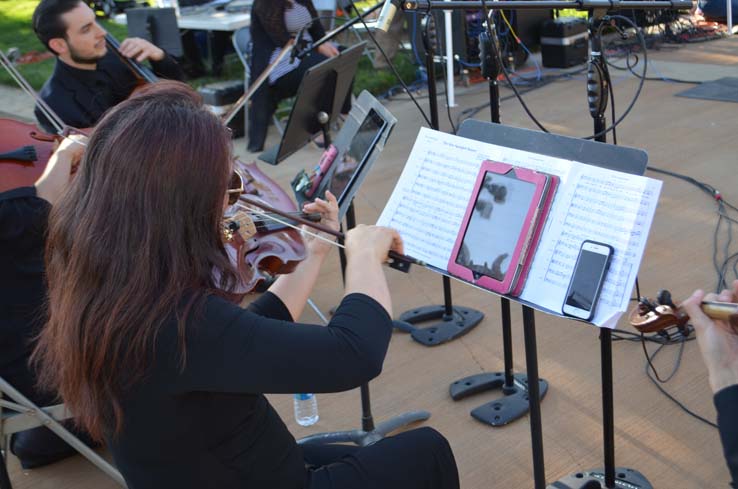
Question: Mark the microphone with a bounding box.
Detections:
[375,0,402,33]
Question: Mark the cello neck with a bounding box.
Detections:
[105,33,158,84]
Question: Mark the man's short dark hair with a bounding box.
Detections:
[32,0,85,54]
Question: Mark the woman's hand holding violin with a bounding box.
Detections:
[301,190,340,257]
[682,280,738,394]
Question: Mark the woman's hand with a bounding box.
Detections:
[345,225,403,264]
[302,190,339,257]
[317,42,339,58]
[682,280,738,394]
[35,134,87,205]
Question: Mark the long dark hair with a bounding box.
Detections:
[34,81,239,441]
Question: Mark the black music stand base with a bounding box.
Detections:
[548,467,653,489]
[297,410,431,447]
[450,372,548,426]
[396,305,484,346]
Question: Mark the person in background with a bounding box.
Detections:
[682,281,738,488]
[32,0,183,133]
[248,0,352,152]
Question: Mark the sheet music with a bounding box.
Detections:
[377,128,661,328]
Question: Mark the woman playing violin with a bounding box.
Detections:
[33,81,459,489]
[31,0,183,133]
[0,134,90,468]
[683,283,738,488]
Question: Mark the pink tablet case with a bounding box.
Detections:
[446,161,557,296]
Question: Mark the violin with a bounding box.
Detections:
[629,289,738,334]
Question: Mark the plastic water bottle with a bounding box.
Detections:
[293,393,319,426]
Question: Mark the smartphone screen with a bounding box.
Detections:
[562,241,613,320]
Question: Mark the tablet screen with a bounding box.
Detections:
[328,109,386,203]
[455,171,537,281]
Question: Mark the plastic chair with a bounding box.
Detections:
[0,377,126,488]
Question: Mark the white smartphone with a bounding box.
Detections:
[562,240,614,321]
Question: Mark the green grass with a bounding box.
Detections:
[0,0,419,97]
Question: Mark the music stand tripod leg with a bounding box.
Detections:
[450,298,549,425]
[297,202,430,449]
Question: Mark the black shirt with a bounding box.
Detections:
[35,50,183,134]
[108,291,392,489]
[0,187,50,400]
[716,384,738,488]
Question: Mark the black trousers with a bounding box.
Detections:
[304,427,460,489]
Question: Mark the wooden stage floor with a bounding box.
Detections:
[4,34,738,489]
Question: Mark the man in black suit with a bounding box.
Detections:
[32,0,183,133]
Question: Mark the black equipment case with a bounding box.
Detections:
[540,17,588,68]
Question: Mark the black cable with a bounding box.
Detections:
[647,165,738,293]
[643,338,719,429]
[347,2,433,127]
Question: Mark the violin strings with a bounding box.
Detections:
[237,202,345,250]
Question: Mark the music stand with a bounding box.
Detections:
[126,7,184,58]
[259,42,366,165]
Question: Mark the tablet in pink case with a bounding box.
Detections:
[447,161,557,296]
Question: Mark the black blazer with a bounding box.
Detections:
[35,50,182,133]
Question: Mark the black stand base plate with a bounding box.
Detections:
[450,372,548,426]
[548,468,653,489]
[396,305,484,346]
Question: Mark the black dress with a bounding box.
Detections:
[109,292,459,489]
[715,384,738,488]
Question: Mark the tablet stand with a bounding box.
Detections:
[297,96,430,450]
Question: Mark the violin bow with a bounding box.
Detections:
[222,39,295,127]
[238,195,425,272]
[0,49,87,148]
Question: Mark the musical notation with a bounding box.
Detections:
[377,128,662,328]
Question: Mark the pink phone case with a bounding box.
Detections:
[447,161,556,296]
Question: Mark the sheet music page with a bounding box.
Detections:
[518,164,662,327]
[376,128,661,328]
